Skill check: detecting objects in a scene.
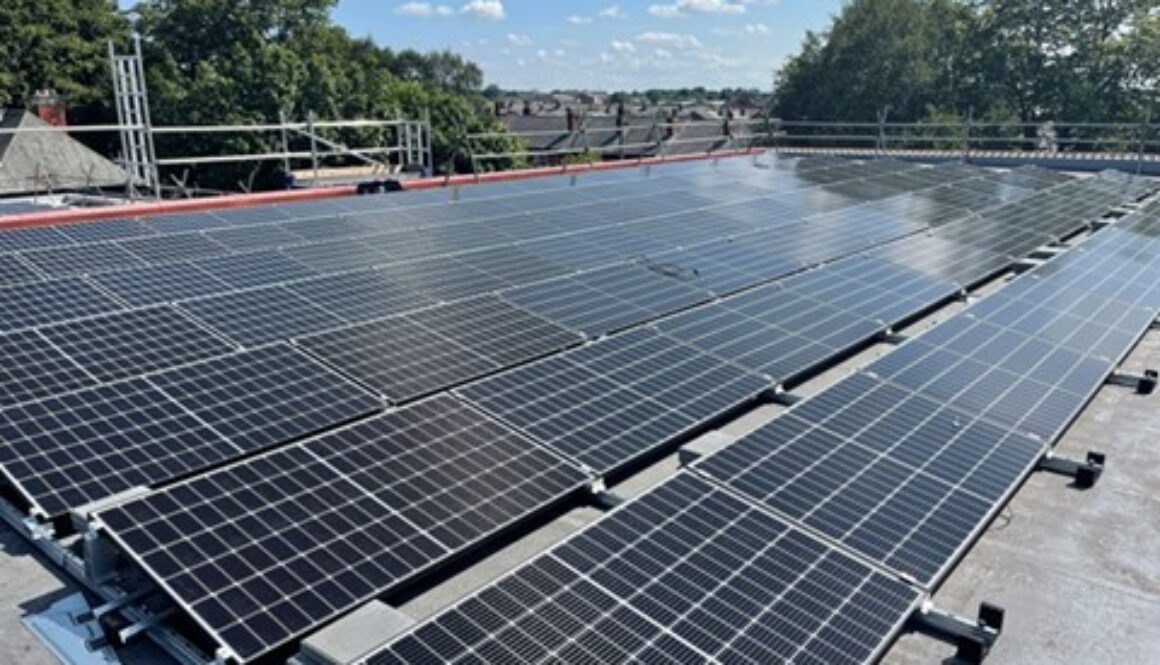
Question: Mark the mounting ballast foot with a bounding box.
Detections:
[1106,369,1158,395]
[1038,450,1105,489]
[880,331,909,345]
[912,601,1004,664]
[769,390,805,406]
[588,480,626,511]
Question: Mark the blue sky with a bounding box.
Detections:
[332,1,845,91]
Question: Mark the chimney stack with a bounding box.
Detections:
[30,89,67,126]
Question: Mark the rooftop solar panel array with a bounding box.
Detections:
[97,395,590,661]
[361,473,921,665]
[0,156,1154,663]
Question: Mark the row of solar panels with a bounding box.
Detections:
[0,158,1149,661]
[0,159,1120,523]
[66,170,1153,661]
[359,196,1160,665]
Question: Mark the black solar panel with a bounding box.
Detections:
[376,255,507,301]
[207,224,306,251]
[459,329,770,473]
[0,378,236,516]
[39,306,235,382]
[299,296,577,403]
[97,396,587,662]
[0,277,122,331]
[180,286,343,346]
[21,242,145,276]
[364,473,921,665]
[89,262,233,307]
[0,225,71,252]
[0,253,39,286]
[281,238,389,272]
[0,329,96,407]
[194,250,316,289]
[149,344,382,454]
[56,217,152,243]
[502,275,655,337]
[120,232,229,263]
[286,269,435,323]
[697,372,1045,587]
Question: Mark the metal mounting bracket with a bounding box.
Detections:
[911,601,1004,664]
[75,588,152,624]
[769,390,805,406]
[1038,450,1105,489]
[880,331,909,345]
[1107,369,1158,395]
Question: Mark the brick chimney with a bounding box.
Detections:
[30,89,67,126]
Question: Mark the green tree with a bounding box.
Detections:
[0,0,128,123]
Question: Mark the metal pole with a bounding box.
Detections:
[134,34,162,199]
[279,109,291,177]
[962,106,973,163]
[423,107,434,174]
[307,111,320,184]
[1136,109,1152,178]
[108,41,133,200]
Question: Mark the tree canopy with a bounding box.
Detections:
[772,0,1158,125]
[1,0,516,190]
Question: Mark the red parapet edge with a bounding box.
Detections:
[0,149,757,231]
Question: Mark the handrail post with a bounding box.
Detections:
[962,106,973,163]
[307,111,320,184]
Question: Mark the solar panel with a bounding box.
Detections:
[57,218,153,243]
[38,306,236,382]
[577,262,714,318]
[286,269,435,323]
[297,314,500,404]
[363,473,921,665]
[454,245,571,286]
[459,329,770,473]
[281,238,389,272]
[298,296,577,403]
[0,377,237,516]
[502,275,656,338]
[376,255,508,301]
[21,242,145,276]
[0,277,122,332]
[148,344,382,453]
[144,211,233,234]
[119,232,230,263]
[207,224,306,251]
[88,262,234,307]
[96,395,588,662]
[193,250,316,289]
[0,329,96,407]
[0,225,71,252]
[406,295,582,367]
[696,372,1045,587]
[179,286,343,346]
[0,253,39,285]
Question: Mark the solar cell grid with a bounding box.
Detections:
[119,232,230,263]
[281,238,388,272]
[297,312,499,404]
[148,344,382,454]
[97,395,588,662]
[0,253,40,285]
[194,250,316,289]
[57,217,153,243]
[21,242,145,277]
[88,262,233,307]
[0,377,237,517]
[0,225,72,252]
[376,255,507,301]
[459,329,769,473]
[287,269,436,323]
[364,473,921,665]
[0,329,96,407]
[144,211,234,234]
[0,277,123,332]
[696,373,1045,586]
[502,275,655,338]
[38,306,236,382]
[179,286,342,346]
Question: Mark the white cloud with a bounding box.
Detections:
[507,33,534,46]
[598,5,628,19]
[395,2,455,17]
[744,22,771,34]
[566,15,593,24]
[599,52,615,63]
[611,40,637,53]
[648,0,749,18]
[635,31,704,49]
[461,0,504,20]
[654,48,674,59]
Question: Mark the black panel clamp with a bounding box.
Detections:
[1038,450,1106,489]
[912,601,1005,664]
[1106,369,1158,395]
